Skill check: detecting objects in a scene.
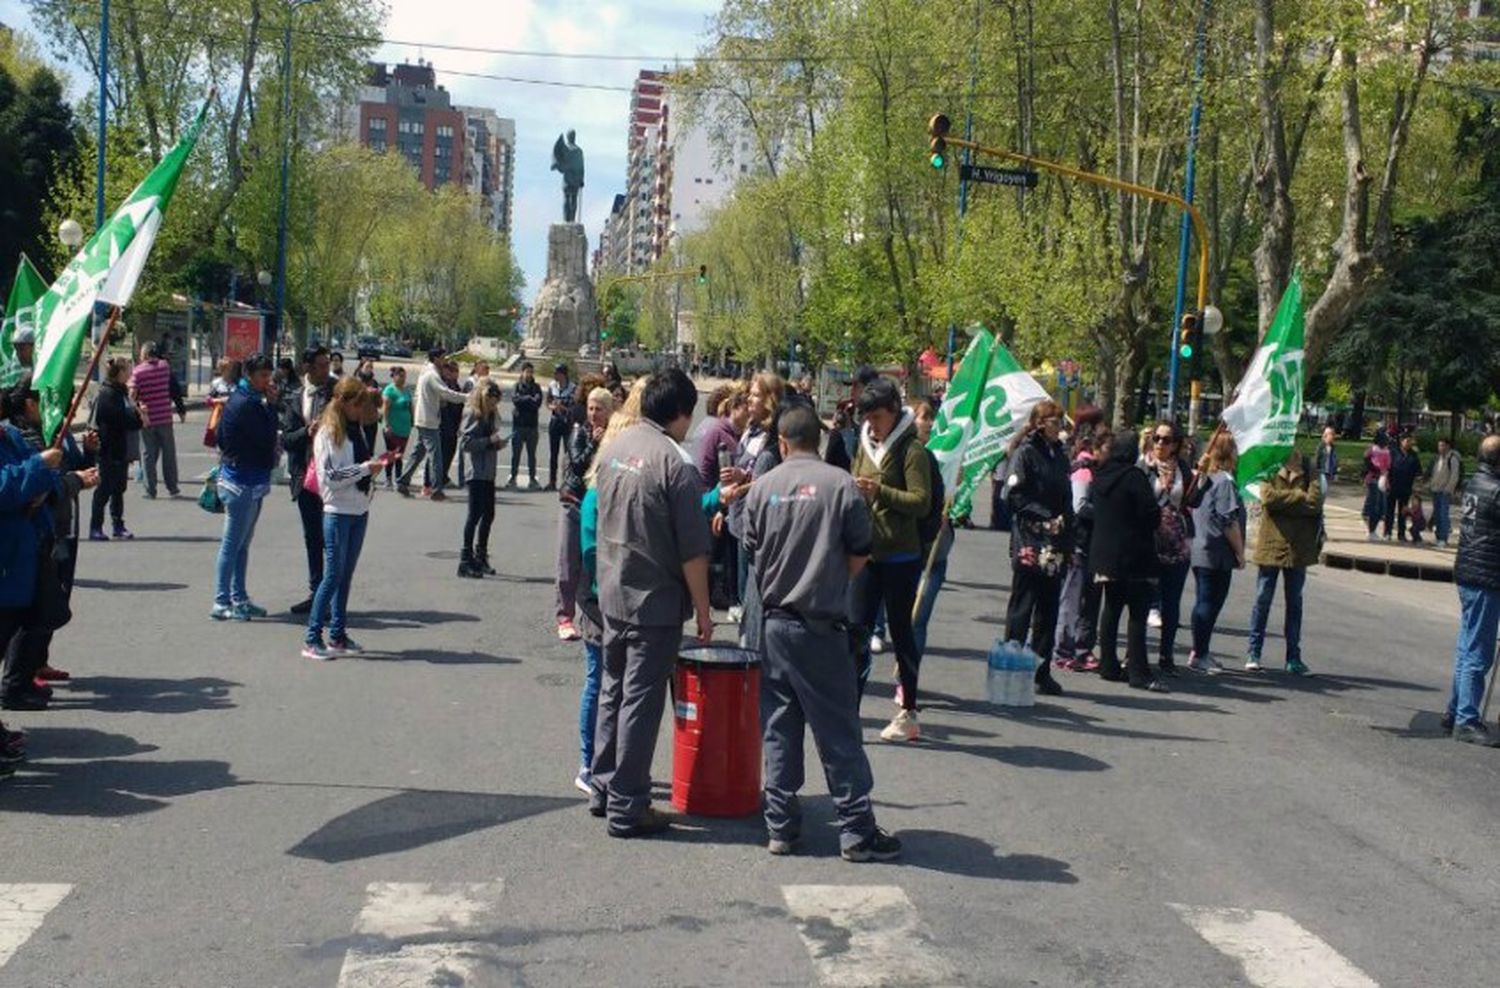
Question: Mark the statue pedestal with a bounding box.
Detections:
[523,224,594,354]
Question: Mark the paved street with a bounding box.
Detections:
[1,441,1498,987]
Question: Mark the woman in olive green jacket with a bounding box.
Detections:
[850,378,932,742]
[1246,450,1323,674]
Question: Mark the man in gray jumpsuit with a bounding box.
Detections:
[743,405,902,862]
[591,368,714,838]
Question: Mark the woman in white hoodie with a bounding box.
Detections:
[303,377,384,660]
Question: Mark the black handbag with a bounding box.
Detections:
[30,538,73,631]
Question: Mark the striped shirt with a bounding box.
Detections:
[130,358,174,426]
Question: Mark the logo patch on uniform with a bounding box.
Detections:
[609,456,645,475]
[769,484,818,507]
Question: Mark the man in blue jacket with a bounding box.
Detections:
[0,419,64,719]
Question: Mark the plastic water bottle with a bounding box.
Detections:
[986,640,1010,705]
[1013,648,1037,707]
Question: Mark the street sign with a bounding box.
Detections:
[960,164,1039,188]
[223,312,263,363]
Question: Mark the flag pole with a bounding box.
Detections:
[912,497,954,624]
[51,305,120,449]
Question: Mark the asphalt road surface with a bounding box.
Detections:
[1,434,1497,988]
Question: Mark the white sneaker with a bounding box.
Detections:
[1186,652,1222,675]
[1367,532,1380,543]
[1147,608,1163,629]
[573,767,592,795]
[1244,657,1263,672]
[869,634,886,654]
[727,605,744,623]
[880,709,919,742]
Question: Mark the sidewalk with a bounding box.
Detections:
[1319,485,1454,582]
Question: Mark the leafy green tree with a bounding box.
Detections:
[0,55,79,294]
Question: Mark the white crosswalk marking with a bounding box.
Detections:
[336,881,505,988]
[1171,904,1379,988]
[0,884,71,969]
[781,885,956,988]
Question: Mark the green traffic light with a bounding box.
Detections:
[930,153,945,170]
[1179,343,1194,359]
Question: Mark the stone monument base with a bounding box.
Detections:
[522,224,594,354]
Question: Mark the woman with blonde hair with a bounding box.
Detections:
[555,386,616,638]
[456,380,508,578]
[302,377,384,659]
[725,372,784,621]
[1186,430,1245,674]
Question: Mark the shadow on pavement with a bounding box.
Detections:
[14,726,159,759]
[1081,692,1229,715]
[942,578,1012,595]
[897,829,1077,883]
[126,534,220,543]
[348,609,482,629]
[287,789,577,863]
[920,740,1111,772]
[361,649,521,666]
[0,756,238,817]
[48,676,239,714]
[1370,710,1453,739]
[72,578,190,592]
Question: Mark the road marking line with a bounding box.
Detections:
[1170,904,1379,988]
[337,881,504,988]
[781,885,956,987]
[0,884,71,968]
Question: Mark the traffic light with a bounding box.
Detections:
[927,113,951,170]
[697,264,708,285]
[1178,312,1198,361]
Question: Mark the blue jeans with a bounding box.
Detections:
[214,486,265,607]
[1446,584,1500,729]
[1190,566,1234,659]
[579,640,602,769]
[1157,559,1190,664]
[1433,492,1453,543]
[305,512,369,645]
[1246,566,1306,664]
[912,557,949,657]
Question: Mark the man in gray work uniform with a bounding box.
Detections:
[590,368,714,838]
[743,405,902,862]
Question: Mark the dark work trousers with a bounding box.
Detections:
[464,480,496,557]
[547,420,569,488]
[1098,579,1153,687]
[296,485,325,595]
[555,502,581,621]
[3,543,76,697]
[590,621,683,830]
[89,460,128,531]
[762,612,878,850]
[852,559,922,709]
[510,427,538,483]
[1006,564,1064,681]
[0,607,27,699]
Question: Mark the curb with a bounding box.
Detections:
[1320,549,1453,583]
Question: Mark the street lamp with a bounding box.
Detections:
[58,218,84,250]
[272,0,322,363]
[1201,304,1224,337]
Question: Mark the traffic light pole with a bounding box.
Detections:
[1167,0,1212,423]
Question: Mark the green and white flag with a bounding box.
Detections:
[927,327,1050,519]
[32,100,207,442]
[0,254,48,388]
[1222,268,1305,500]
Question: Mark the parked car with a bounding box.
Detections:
[356,336,383,360]
[381,338,412,359]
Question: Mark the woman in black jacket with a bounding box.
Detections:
[89,357,140,540]
[1089,432,1167,691]
[1004,399,1073,695]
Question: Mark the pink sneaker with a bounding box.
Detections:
[557,619,581,642]
[1054,656,1079,672]
[1076,653,1101,673]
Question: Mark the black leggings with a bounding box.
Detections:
[853,559,922,710]
[89,460,127,531]
[1099,579,1152,686]
[1006,564,1063,680]
[464,480,496,555]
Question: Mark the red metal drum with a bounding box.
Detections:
[671,645,762,817]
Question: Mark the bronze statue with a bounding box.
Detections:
[551,130,585,223]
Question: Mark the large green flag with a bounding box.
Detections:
[32,101,207,442]
[927,328,1050,518]
[1222,268,1305,500]
[0,255,49,388]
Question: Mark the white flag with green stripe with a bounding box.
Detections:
[1222,268,1305,500]
[32,101,207,442]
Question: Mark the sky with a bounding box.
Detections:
[0,0,721,295]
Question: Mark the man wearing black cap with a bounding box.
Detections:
[397,347,468,500]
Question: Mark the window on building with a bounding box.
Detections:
[412,120,425,135]
[740,163,748,173]
[436,124,454,139]
[368,117,387,132]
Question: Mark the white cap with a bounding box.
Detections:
[11,326,35,345]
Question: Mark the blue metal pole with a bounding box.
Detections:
[1166,0,1211,419]
[95,0,109,230]
[945,0,981,381]
[272,13,294,360]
